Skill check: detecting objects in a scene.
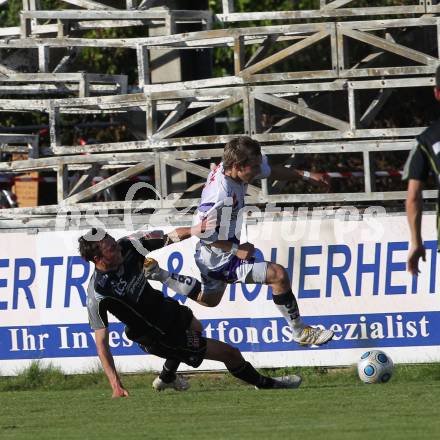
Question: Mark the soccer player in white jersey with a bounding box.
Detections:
[178,136,334,346]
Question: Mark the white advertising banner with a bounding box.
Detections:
[0,212,439,375]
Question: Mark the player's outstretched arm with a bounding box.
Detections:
[164,218,214,245]
[95,328,129,398]
[406,178,426,276]
[270,164,330,187]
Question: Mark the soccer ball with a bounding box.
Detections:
[357,350,393,384]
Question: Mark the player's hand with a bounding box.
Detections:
[407,244,426,276]
[193,215,217,238]
[309,172,330,188]
[112,383,129,398]
[236,242,255,260]
[200,216,217,234]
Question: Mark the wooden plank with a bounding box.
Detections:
[0,62,17,76]
[0,72,128,84]
[60,0,117,10]
[57,163,68,203]
[53,140,150,155]
[146,98,156,138]
[244,35,277,68]
[359,88,392,128]
[136,44,150,89]
[63,159,154,204]
[52,48,78,74]
[339,17,435,30]
[0,134,38,143]
[363,150,373,193]
[222,0,234,15]
[162,156,210,179]
[240,30,329,76]
[21,10,211,21]
[20,15,32,38]
[348,87,356,131]
[322,0,353,10]
[255,92,351,132]
[78,72,89,97]
[0,84,120,95]
[344,66,435,79]
[48,104,59,150]
[38,45,49,73]
[0,23,328,49]
[158,102,188,131]
[342,28,437,65]
[154,94,242,140]
[21,11,171,19]
[234,36,245,75]
[217,6,425,22]
[0,152,157,172]
[67,164,100,197]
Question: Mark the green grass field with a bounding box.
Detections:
[1,363,440,440]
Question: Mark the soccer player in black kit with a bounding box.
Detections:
[78,226,301,398]
[404,65,440,276]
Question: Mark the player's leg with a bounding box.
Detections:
[193,275,227,306]
[189,318,301,390]
[144,257,227,306]
[152,358,189,391]
[125,325,189,392]
[166,269,227,307]
[143,257,201,300]
[240,261,334,346]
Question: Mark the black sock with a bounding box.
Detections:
[228,361,275,389]
[272,289,300,320]
[159,359,180,383]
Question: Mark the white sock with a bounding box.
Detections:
[167,273,200,297]
[273,290,305,337]
[152,269,200,297]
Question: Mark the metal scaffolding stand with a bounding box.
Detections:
[0,1,438,227]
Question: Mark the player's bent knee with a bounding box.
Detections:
[267,263,288,284]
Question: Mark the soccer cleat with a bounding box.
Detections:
[255,375,302,390]
[292,326,334,346]
[271,375,302,389]
[152,375,190,392]
[143,257,163,281]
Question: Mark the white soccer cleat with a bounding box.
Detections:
[255,374,302,390]
[152,375,190,392]
[143,257,162,281]
[293,326,334,346]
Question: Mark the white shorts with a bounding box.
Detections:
[196,257,269,295]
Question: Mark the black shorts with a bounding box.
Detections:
[126,305,207,368]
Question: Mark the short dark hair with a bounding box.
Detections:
[436,65,440,89]
[222,136,261,170]
[78,228,108,262]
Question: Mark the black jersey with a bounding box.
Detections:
[86,231,182,339]
[403,144,430,181]
[403,119,440,250]
[403,119,440,182]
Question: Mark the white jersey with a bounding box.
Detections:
[195,154,271,273]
